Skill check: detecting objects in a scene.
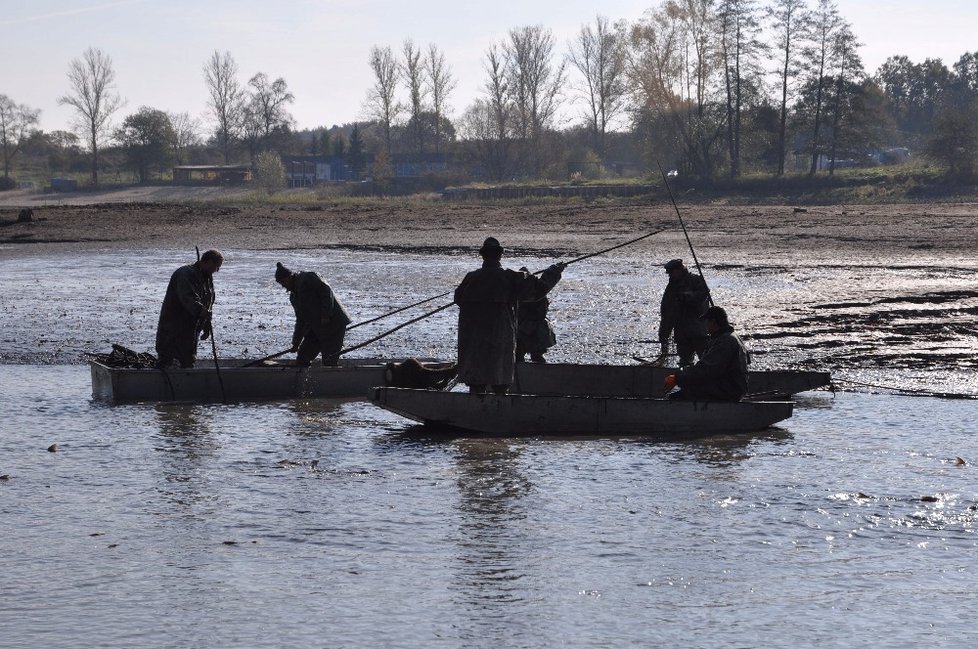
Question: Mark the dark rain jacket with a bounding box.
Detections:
[289,271,351,348]
[155,262,214,362]
[455,261,561,386]
[658,270,710,344]
[675,325,749,401]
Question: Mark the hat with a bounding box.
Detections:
[664,258,683,272]
[479,237,503,255]
[274,262,292,282]
[701,305,730,326]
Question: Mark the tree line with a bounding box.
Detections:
[3,0,978,189]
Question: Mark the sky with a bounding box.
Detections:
[3,0,978,137]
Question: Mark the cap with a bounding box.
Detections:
[274,261,292,282]
[479,237,503,255]
[664,258,683,272]
[701,305,729,326]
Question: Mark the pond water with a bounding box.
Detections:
[1,248,976,647]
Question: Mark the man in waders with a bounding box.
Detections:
[275,262,351,366]
[155,249,223,368]
[663,306,749,401]
[454,237,564,394]
[657,258,710,367]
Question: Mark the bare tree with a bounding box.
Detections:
[505,25,566,176]
[203,50,244,164]
[718,0,766,177]
[803,0,842,175]
[401,40,428,155]
[767,0,808,175]
[168,111,202,164]
[58,47,123,185]
[247,72,295,138]
[0,95,40,179]
[366,45,402,154]
[567,15,628,157]
[825,22,863,174]
[426,43,457,153]
[628,1,724,178]
[506,26,566,140]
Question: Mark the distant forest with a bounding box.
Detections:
[3,0,978,189]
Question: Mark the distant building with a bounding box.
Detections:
[172,165,251,184]
[390,152,449,177]
[281,155,355,186]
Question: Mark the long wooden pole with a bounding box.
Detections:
[242,347,293,368]
[197,246,226,403]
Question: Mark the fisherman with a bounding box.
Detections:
[663,305,749,401]
[657,258,710,367]
[155,249,223,369]
[275,261,351,366]
[516,267,557,363]
[455,237,564,394]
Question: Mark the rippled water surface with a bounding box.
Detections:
[1,249,977,647]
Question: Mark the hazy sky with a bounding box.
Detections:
[3,0,977,136]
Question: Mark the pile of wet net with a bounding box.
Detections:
[87,344,158,369]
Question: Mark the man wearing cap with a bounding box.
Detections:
[275,262,351,366]
[454,237,565,394]
[155,249,223,369]
[663,306,749,401]
[657,258,710,367]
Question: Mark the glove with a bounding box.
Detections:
[199,312,213,340]
[548,263,565,276]
[663,374,677,391]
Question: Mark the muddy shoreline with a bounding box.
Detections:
[3,200,978,260]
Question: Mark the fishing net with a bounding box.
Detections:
[87,344,158,369]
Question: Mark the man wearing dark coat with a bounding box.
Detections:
[454,237,564,394]
[663,306,749,401]
[275,262,351,366]
[516,294,556,363]
[155,249,223,369]
[657,258,711,367]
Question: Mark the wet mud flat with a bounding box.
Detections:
[1,200,976,393]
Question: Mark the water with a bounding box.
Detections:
[2,249,977,647]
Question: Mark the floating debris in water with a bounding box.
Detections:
[955,456,967,465]
[47,444,58,453]
[0,474,9,481]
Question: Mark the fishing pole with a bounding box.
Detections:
[339,302,455,356]
[656,161,714,307]
[197,246,226,403]
[347,292,451,331]
[339,228,668,354]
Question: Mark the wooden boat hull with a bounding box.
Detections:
[370,387,794,438]
[513,363,829,398]
[90,358,424,404]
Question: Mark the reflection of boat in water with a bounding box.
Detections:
[370,387,794,438]
[90,357,454,404]
[513,362,830,398]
